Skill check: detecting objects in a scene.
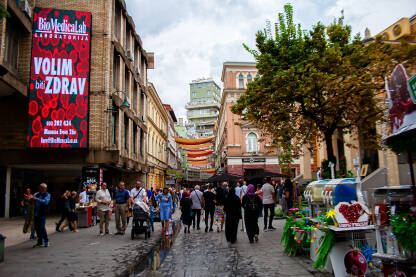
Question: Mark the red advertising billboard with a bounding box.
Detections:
[27,8,92,148]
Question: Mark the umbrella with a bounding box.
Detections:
[246,171,288,181]
[206,173,241,182]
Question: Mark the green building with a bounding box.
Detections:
[185,78,221,138]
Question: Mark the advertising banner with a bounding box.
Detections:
[27,8,92,148]
[386,64,416,135]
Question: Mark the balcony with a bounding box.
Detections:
[187,112,218,120]
[185,101,220,110]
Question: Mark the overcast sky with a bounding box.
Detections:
[126,0,415,119]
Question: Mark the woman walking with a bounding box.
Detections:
[61,191,79,232]
[214,184,226,232]
[242,184,262,243]
[157,187,173,236]
[180,191,193,234]
[56,191,71,232]
[224,186,241,244]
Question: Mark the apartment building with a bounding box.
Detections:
[185,78,221,138]
[146,83,167,189]
[0,0,153,217]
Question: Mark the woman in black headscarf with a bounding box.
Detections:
[224,185,241,244]
[242,184,262,243]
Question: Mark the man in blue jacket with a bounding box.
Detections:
[31,183,51,248]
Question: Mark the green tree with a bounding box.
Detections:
[232,4,416,165]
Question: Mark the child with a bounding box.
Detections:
[148,199,158,232]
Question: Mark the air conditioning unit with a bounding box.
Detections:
[380,18,411,41]
[126,50,133,61]
[22,0,32,18]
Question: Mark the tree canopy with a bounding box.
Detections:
[232,4,416,165]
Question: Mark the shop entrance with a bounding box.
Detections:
[244,168,264,179]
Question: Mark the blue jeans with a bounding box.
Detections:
[34,216,48,245]
[148,218,154,232]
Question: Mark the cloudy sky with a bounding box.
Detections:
[126,0,415,119]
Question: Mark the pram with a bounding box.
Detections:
[131,204,151,240]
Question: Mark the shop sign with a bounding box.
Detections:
[386,64,416,134]
[242,157,266,163]
[334,201,369,228]
[82,167,100,191]
[28,8,92,148]
[408,74,416,104]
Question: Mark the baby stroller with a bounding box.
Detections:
[131,204,151,240]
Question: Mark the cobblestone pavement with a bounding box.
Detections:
[0,212,179,277]
[0,212,332,277]
[137,215,331,277]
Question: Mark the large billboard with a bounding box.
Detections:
[27,8,92,148]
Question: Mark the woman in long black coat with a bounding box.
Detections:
[180,191,193,234]
[224,186,241,244]
[242,184,262,243]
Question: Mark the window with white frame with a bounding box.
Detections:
[247,133,258,152]
[238,73,244,88]
[247,73,252,83]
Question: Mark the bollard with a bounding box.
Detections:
[0,234,6,263]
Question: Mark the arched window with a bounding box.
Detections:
[238,73,244,88]
[247,73,252,83]
[247,133,258,152]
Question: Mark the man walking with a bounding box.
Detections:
[114,181,130,235]
[96,182,112,235]
[31,183,51,248]
[130,180,147,206]
[202,184,216,232]
[262,177,276,231]
[190,185,203,230]
[240,180,248,232]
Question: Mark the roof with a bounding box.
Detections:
[163,104,177,123]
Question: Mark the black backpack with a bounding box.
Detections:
[246,195,259,212]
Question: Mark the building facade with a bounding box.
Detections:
[0,0,153,217]
[185,78,221,138]
[146,83,168,189]
[215,62,299,178]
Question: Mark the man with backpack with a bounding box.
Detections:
[242,184,262,243]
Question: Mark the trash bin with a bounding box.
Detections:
[0,234,6,263]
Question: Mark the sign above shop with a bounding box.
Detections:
[334,201,369,228]
[242,157,266,163]
[27,8,92,148]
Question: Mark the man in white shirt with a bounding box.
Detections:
[240,180,248,199]
[261,177,276,231]
[130,180,147,206]
[96,183,112,235]
[79,187,88,205]
[240,180,248,232]
[235,182,241,199]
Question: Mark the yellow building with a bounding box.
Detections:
[146,83,168,189]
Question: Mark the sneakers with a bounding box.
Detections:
[99,232,104,236]
[44,242,49,247]
[33,243,43,248]
[264,227,269,232]
[268,226,276,230]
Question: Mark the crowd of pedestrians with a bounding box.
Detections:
[20,176,298,248]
